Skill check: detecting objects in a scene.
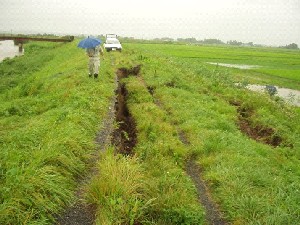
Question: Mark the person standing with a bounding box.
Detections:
[86,45,103,78]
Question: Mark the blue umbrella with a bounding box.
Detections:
[77,37,102,49]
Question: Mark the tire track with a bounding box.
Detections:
[144,79,227,225]
[54,55,118,225]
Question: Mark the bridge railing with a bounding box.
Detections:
[0,34,74,42]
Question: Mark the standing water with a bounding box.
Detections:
[0,40,23,62]
[245,84,300,107]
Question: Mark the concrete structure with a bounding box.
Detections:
[0,34,74,52]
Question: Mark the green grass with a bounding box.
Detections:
[105,44,300,224]
[126,43,300,89]
[1,40,300,225]
[86,151,147,225]
[0,40,115,224]
[86,60,206,224]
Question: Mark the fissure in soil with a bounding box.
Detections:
[229,100,286,147]
[113,68,138,155]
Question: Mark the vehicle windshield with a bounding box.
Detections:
[106,39,120,44]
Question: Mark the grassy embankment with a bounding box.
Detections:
[86,51,206,224]
[1,41,299,225]
[0,41,116,224]
[87,43,300,224]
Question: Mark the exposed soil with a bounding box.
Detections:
[113,83,137,155]
[113,67,139,155]
[55,203,95,225]
[178,130,190,145]
[229,100,284,147]
[146,85,155,96]
[117,65,141,78]
[165,80,176,88]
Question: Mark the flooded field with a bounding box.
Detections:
[207,62,261,69]
[245,84,300,106]
[0,40,23,62]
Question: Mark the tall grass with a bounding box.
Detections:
[85,57,205,224]
[0,40,115,224]
[2,40,299,224]
[116,44,300,224]
[86,150,149,225]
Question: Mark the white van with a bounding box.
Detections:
[104,34,122,52]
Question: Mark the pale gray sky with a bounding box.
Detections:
[0,0,299,46]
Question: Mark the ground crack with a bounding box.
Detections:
[229,100,292,148]
[112,67,138,155]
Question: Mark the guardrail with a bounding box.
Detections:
[0,34,74,43]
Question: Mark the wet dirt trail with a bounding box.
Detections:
[55,94,117,225]
[145,81,227,225]
[185,158,227,225]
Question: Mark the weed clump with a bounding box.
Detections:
[86,152,147,225]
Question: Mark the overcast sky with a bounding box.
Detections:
[0,0,299,46]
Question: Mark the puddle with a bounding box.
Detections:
[0,40,23,62]
[245,84,300,106]
[207,62,261,69]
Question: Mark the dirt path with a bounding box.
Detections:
[55,98,116,224]
[55,65,118,225]
[176,129,227,225]
[186,158,227,225]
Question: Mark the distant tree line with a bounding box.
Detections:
[120,36,261,47]
[119,36,259,47]
[227,40,254,46]
[279,43,299,49]
[120,36,299,49]
[39,33,298,49]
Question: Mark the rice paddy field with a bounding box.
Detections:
[129,43,300,89]
[0,40,299,225]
